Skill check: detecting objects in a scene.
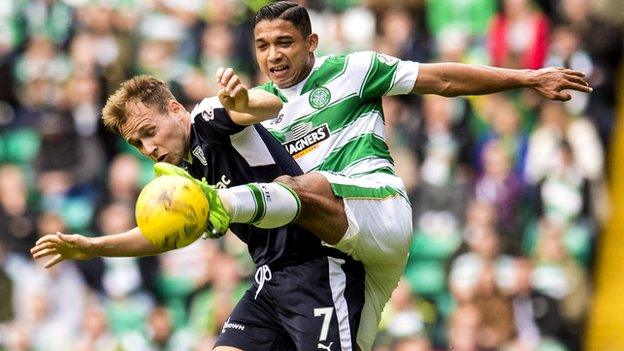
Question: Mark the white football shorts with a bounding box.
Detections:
[314,171,413,351]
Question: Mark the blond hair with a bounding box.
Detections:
[101,75,176,135]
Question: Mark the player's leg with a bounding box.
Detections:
[275,173,348,244]
[217,171,410,249]
[270,254,366,351]
[214,288,296,351]
[304,172,413,350]
[217,172,348,244]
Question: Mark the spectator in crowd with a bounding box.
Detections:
[0,239,14,323]
[0,164,38,257]
[475,140,524,242]
[508,256,569,350]
[377,280,432,346]
[447,302,481,351]
[558,0,623,148]
[475,94,529,179]
[488,0,550,69]
[74,302,119,351]
[531,219,590,349]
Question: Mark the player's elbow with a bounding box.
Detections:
[438,81,460,97]
[416,63,461,97]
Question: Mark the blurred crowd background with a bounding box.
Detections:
[0,0,622,350]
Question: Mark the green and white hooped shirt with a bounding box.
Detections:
[257,51,420,195]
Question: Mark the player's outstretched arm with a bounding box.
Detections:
[30,227,164,269]
[216,66,282,125]
[412,63,592,101]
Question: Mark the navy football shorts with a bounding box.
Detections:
[215,255,366,351]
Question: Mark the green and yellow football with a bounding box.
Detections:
[135,175,209,250]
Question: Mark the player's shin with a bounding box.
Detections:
[218,182,301,229]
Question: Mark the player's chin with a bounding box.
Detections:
[161,154,179,165]
[273,76,297,89]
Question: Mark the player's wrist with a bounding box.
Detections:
[85,236,101,257]
[522,69,539,89]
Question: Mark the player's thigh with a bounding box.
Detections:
[345,195,413,263]
[313,172,413,264]
[215,289,296,351]
[271,255,366,351]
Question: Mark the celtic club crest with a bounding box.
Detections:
[309,86,331,109]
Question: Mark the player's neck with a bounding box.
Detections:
[280,55,315,90]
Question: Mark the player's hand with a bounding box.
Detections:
[30,232,95,268]
[216,67,249,113]
[153,162,231,238]
[529,67,592,101]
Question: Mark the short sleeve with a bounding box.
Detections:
[355,51,420,99]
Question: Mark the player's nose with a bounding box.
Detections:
[143,142,158,158]
[268,46,283,62]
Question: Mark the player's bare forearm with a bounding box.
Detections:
[229,89,283,125]
[90,227,165,257]
[413,63,592,101]
[31,227,164,268]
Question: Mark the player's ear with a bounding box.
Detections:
[307,33,318,53]
[169,100,184,118]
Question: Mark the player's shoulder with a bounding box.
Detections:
[190,96,223,124]
[316,52,371,66]
[190,96,246,137]
[314,52,376,76]
[325,51,401,70]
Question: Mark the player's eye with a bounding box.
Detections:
[278,41,292,47]
[130,139,142,148]
[256,43,268,51]
[141,125,156,138]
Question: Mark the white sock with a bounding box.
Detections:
[217,182,301,229]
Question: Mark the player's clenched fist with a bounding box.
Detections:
[216,66,249,112]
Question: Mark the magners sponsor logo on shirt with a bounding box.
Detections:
[282,123,330,158]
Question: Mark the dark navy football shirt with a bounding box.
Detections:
[184,97,341,267]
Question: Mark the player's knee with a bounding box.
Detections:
[274,174,300,192]
[275,173,333,201]
[274,174,328,203]
[274,174,314,201]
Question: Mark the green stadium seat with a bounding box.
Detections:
[410,229,461,260]
[106,298,150,335]
[523,220,592,265]
[405,260,447,296]
[0,134,5,162]
[3,128,40,164]
[59,197,95,231]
